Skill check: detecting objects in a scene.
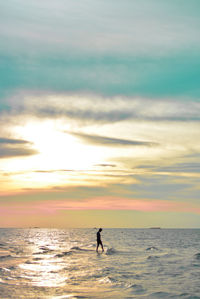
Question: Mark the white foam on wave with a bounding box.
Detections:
[98,276,114,284]
[146,246,159,251]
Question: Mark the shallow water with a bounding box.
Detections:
[0,228,200,298]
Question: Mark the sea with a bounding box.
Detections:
[0,228,200,299]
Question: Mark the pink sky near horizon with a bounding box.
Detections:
[1,196,200,216]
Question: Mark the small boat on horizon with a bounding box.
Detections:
[149,227,161,229]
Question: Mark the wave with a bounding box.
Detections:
[150,291,172,297]
[33,251,44,255]
[0,278,6,284]
[127,283,145,290]
[25,260,36,264]
[105,247,118,255]
[161,253,176,259]
[98,276,116,284]
[54,246,94,258]
[147,255,160,260]
[39,246,54,251]
[55,251,72,258]
[70,246,93,252]
[146,246,159,251]
[105,247,131,255]
[127,283,146,295]
[39,246,54,253]
[0,267,11,273]
[33,247,54,255]
[71,246,85,251]
[32,257,42,261]
[52,295,89,299]
[0,254,12,260]
[194,253,200,260]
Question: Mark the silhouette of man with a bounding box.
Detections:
[96,228,104,253]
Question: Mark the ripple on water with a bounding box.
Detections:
[0,254,12,260]
[127,283,146,295]
[55,251,73,258]
[1,228,200,298]
[147,255,160,260]
[150,291,173,298]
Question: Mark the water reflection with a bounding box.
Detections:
[1,228,200,298]
[19,257,67,287]
[18,230,70,287]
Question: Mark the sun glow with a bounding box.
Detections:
[13,120,105,170]
[1,120,106,189]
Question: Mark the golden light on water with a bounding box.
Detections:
[18,232,68,288]
[19,259,67,287]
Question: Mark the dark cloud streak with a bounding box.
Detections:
[0,147,38,158]
[69,132,158,147]
[0,137,38,158]
[95,164,117,167]
[0,137,31,144]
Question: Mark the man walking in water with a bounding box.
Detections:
[96,228,104,253]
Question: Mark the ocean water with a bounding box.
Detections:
[0,228,200,299]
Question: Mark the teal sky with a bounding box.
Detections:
[1,0,200,100]
[0,0,200,228]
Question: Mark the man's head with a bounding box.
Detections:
[99,228,102,232]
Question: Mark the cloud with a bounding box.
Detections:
[4,92,200,124]
[95,164,116,168]
[137,159,200,175]
[36,105,133,123]
[34,169,74,173]
[1,0,200,55]
[1,1,200,102]
[154,163,200,174]
[0,137,31,144]
[68,132,158,147]
[129,172,200,201]
[0,137,38,158]
[0,147,38,158]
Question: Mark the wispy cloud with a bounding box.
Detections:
[68,132,158,147]
[142,162,200,174]
[34,169,74,173]
[1,0,200,55]
[95,164,116,168]
[0,137,38,158]
[0,137,31,144]
[4,92,200,124]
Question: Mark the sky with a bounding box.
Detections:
[0,0,200,228]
